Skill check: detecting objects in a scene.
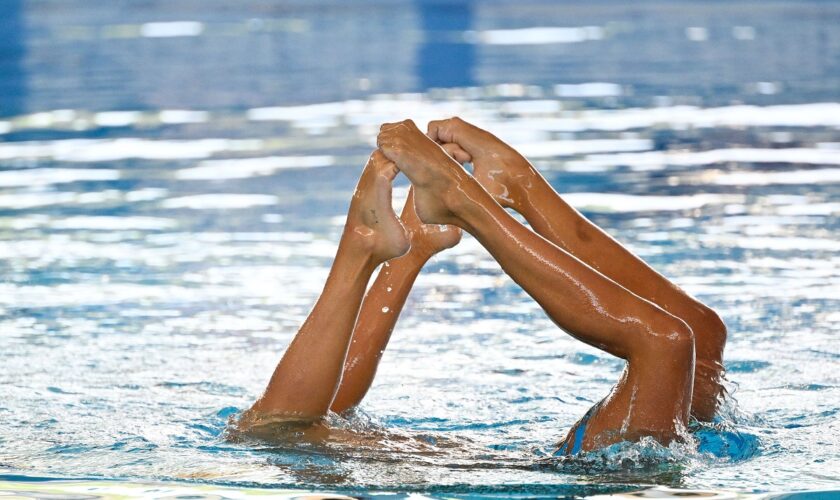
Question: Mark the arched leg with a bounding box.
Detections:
[379,120,695,451]
[427,117,725,421]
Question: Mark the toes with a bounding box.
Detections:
[380,161,399,181]
[376,127,399,153]
[369,150,399,181]
[380,121,401,132]
[370,149,388,165]
[426,119,449,143]
[380,119,417,132]
[441,143,472,165]
[375,134,396,160]
[376,119,429,177]
[427,117,464,143]
[428,116,484,154]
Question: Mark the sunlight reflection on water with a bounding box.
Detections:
[1,0,839,498]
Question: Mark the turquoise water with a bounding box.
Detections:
[1,1,839,498]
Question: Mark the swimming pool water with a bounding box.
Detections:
[1,1,839,498]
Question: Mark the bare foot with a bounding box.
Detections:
[431,118,727,422]
[345,150,410,262]
[401,187,461,258]
[427,117,539,212]
[376,120,479,227]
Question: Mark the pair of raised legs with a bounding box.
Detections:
[241,118,727,453]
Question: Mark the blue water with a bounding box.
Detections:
[1,1,839,498]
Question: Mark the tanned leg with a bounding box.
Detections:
[330,187,461,413]
[378,120,695,452]
[426,117,726,421]
[240,151,409,429]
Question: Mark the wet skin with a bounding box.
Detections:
[241,151,411,427]
[330,187,461,413]
[243,119,725,453]
[377,119,697,452]
[424,117,727,422]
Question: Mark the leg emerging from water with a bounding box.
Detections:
[330,187,461,413]
[426,117,726,421]
[379,120,696,452]
[241,151,409,428]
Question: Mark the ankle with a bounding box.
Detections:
[444,180,494,234]
[395,244,436,268]
[508,170,553,216]
[339,226,381,266]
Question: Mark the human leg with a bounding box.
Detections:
[240,151,409,428]
[330,188,461,413]
[378,120,695,451]
[427,117,725,421]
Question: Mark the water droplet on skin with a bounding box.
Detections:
[381,307,390,313]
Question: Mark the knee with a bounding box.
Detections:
[692,304,728,358]
[645,314,696,365]
[703,307,728,348]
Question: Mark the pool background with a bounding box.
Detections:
[0,0,839,497]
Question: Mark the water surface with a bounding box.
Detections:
[0,1,839,497]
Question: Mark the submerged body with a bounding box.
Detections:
[241,118,727,454]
